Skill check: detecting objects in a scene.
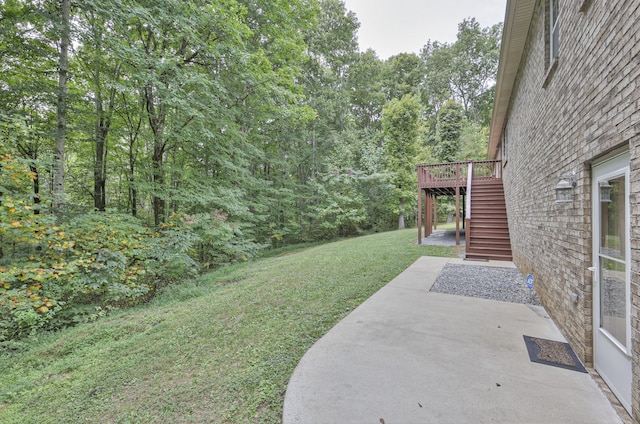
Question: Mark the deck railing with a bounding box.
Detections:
[418,160,501,189]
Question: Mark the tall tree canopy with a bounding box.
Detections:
[382,95,420,229]
[0,0,503,336]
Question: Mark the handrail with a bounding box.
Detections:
[418,159,501,189]
[466,162,473,220]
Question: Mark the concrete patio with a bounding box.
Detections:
[283,256,623,423]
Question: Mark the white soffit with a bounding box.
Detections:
[488,0,536,159]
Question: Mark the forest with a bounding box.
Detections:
[0,0,501,341]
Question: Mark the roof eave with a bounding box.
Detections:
[488,0,536,159]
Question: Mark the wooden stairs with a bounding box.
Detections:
[465,179,512,261]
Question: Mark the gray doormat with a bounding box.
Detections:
[523,335,587,373]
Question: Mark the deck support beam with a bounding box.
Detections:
[455,163,460,245]
[455,186,460,245]
[433,196,437,230]
[417,188,423,244]
[426,193,432,238]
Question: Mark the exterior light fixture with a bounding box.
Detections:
[599,180,612,203]
[555,174,576,203]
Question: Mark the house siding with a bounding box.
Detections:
[501,0,640,417]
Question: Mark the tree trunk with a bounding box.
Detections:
[124,96,141,217]
[129,144,137,217]
[30,164,40,215]
[152,146,165,226]
[53,0,71,211]
[91,23,116,212]
[144,85,166,226]
[398,197,406,229]
[94,91,107,211]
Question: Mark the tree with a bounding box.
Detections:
[458,121,489,161]
[103,0,256,226]
[420,18,501,126]
[53,0,70,211]
[420,40,453,119]
[449,18,501,125]
[348,49,385,129]
[434,100,464,163]
[382,53,424,101]
[75,4,123,211]
[382,95,420,229]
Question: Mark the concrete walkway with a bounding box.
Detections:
[283,256,622,424]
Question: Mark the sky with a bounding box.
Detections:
[341,0,507,60]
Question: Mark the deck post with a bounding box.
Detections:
[455,163,460,245]
[425,192,431,237]
[462,193,465,229]
[433,195,437,230]
[417,188,422,244]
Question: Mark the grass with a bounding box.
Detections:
[0,230,453,423]
[434,221,460,231]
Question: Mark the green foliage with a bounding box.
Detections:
[420,18,501,125]
[383,53,424,100]
[458,121,490,161]
[435,100,464,163]
[0,189,274,341]
[174,212,261,269]
[348,50,385,129]
[382,95,420,226]
[311,170,367,239]
[382,95,421,176]
[0,229,454,423]
[1,0,502,342]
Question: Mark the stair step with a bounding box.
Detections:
[469,224,509,232]
[470,220,509,226]
[471,206,507,211]
[471,209,507,217]
[470,244,511,251]
[472,189,505,194]
[472,203,506,208]
[465,253,513,261]
[470,228,509,235]
[466,246,512,254]
[470,233,511,240]
[471,232,510,239]
[466,179,511,261]
[466,249,512,255]
[471,191,504,199]
[471,189,504,194]
[472,180,504,185]
[472,206,505,209]
[471,216,507,221]
[472,191,505,195]
[472,198,505,202]
[469,236,511,243]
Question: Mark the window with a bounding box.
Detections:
[543,0,560,87]
[550,0,559,60]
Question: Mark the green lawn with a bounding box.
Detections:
[434,221,460,231]
[0,230,453,423]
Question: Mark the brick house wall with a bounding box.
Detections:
[495,0,640,417]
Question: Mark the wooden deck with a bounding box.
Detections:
[418,160,502,192]
[417,160,511,260]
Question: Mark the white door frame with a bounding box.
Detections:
[592,151,632,414]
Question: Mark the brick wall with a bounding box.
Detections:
[500,0,640,417]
